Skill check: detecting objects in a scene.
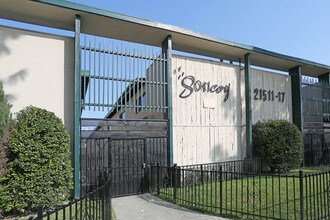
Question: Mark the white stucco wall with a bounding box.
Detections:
[0,25,74,142]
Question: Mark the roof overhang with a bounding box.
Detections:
[1,0,329,77]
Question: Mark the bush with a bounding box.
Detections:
[0,80,11,137]
[0,106,72,215]
[253,119,303,173]
[0,80,12,191]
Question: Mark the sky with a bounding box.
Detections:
[70,0,330,65]
[0,0,329,65]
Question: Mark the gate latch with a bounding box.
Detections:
[142,163,146,169]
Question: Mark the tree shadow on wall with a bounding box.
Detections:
[0,29,20,58]
[0,28,28,102]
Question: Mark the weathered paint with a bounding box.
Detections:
[251,69,292,123]
[172,55,244,165]
[171,55,293,165]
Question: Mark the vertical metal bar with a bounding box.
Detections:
[162,36,173,166]
[120,43,124,110]
[137,46,141,113]
[148,49,152,112]
[143,46,147,112]
[98,42,101,111]
[37,205,43,220]
[124,47,128,110]
[244,53,252,159]
[107,42,110,111]
[133,48,137,112]
[69,201,72,219]
[141,47,144,112]
[163,52,166,113]
[82,35,86,111]
[116,45,119,113]
[299,170,304,220]
[219,166,223,214]
[88,40,91,110]
[127,44,131,112]
[103,39,106,111]
[157,163,160,195]
[93,37,96,111]
[293,177,297,220]
[111,40,114,109]
[151,47,155,112]
[75,199,78,220]
[74,14,81,198]
[158,51,163,112]
[156,51,159,112]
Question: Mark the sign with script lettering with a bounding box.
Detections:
[174,67,231,102]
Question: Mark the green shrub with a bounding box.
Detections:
[252,119,303,173]
[0,80,12,199]
[0,80,11,136]
[0,106,73,215]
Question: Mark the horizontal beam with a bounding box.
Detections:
[81,130,167,139]
[0,0,329,76]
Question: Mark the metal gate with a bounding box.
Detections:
[80,119,168,197]
[302,78,330,166]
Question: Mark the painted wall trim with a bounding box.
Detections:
[74,14,81,198]
[162,35,173,166]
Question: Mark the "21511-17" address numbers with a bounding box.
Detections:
[254,88,285,102]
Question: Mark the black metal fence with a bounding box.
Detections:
[180,158,263,174]
[149,163,330,220]
[30,170,112,220]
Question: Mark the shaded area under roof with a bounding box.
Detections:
[0,0,329,77]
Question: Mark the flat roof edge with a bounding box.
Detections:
[31,0,330,73]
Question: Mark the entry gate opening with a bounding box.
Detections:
[79,35,170,197]
[80,119,168,197]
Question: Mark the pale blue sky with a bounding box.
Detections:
[71,0,330,65]
[0,0,329,65]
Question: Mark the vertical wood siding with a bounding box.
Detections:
[172,55,243,165]
[251,69,292,123]
[172,55,292,165]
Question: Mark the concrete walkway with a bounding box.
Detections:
[112,194,227,220]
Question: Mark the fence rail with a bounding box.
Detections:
[30,170,112,220]
[149,163,330,220]
[179,158,263,174]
